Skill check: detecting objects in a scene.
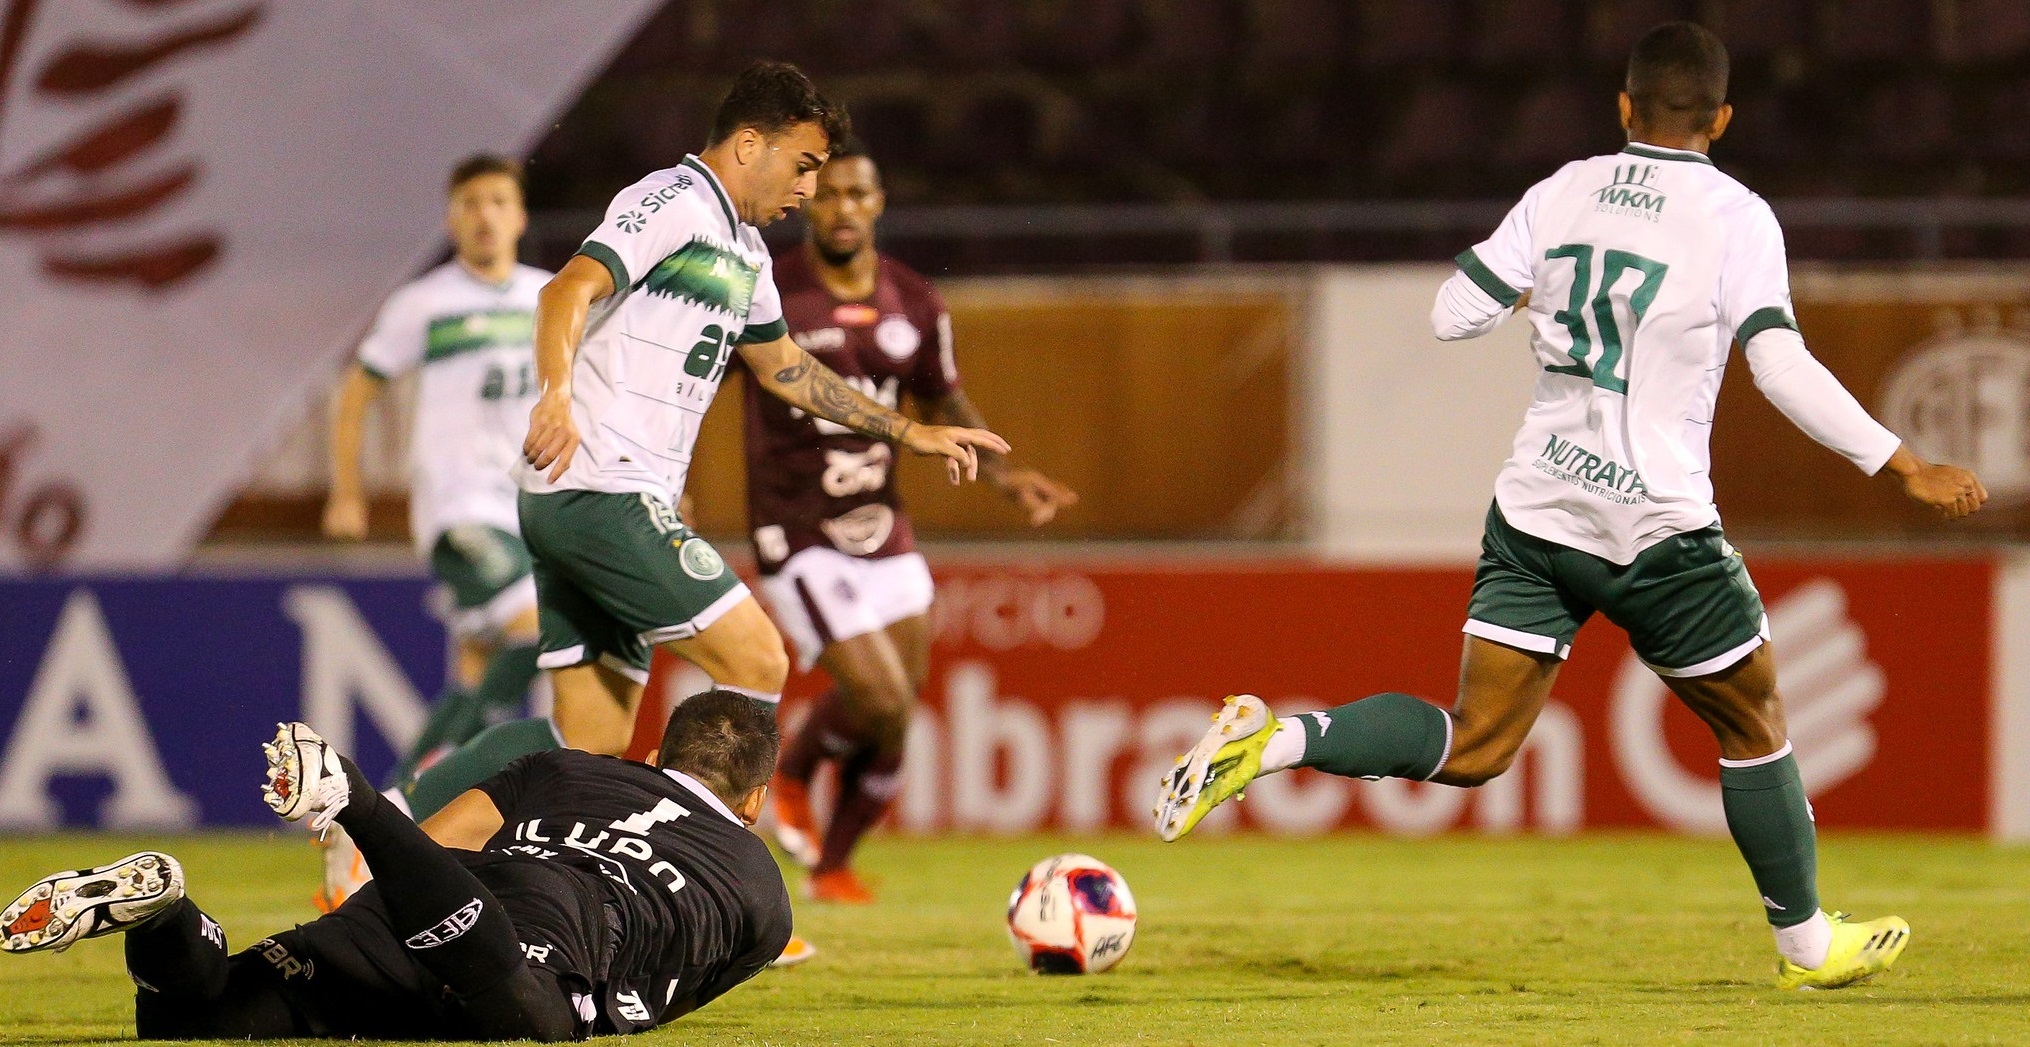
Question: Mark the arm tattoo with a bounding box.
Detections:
[774,350,910,442]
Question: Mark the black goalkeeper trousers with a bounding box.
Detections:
[128,910,579,1041]
[127,757,578,1041]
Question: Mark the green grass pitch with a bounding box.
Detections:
[3,832,2028,1046]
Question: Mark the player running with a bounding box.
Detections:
[319,154,550,908]
[752,139,1077,904]
[399,64,1004,820]
[0,691,791,1039]
[1154,22,1984,991]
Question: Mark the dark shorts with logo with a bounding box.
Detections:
[1464,502,1768,676]
[518,489,748,678]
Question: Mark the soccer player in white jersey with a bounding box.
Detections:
[321,155,551,909]
[1155,23,1986,991]
[513,63,1002,963]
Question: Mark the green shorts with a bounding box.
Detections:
[517,489,749,681]
[1464,502,1769,677]
[428,525,536,638]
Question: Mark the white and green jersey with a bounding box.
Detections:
[516,155,787,502]
[1438,142,1899,564]
[357,261,550,553]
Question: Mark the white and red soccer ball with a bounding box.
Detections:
[1005,853,1137,974]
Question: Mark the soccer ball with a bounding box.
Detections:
[1005,853,1137,974]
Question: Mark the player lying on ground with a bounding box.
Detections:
[316,153,551,911]
[0,691,791,1039]
[751,138,1077,904]
[1154,22,1983,992]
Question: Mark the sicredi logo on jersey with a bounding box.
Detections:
[1594,163,1666,222]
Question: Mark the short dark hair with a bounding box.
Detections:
[449,153,523,193]
[706,61,850,150]
[654,689,780,801]
[827,135,869,162]
[1626,22,1729,134]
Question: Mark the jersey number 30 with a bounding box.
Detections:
[1541,244,1668,395]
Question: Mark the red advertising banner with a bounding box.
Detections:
[635,558,1993,835]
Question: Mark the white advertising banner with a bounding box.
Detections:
[0,0,663,570]
[1303,265,1539,563]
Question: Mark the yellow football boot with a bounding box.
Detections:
[1153,694,1282,842]
[1775,912,1909,990]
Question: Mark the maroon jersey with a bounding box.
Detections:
[740,249,959,574]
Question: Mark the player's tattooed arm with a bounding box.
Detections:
[740,334,1012,483]
[763,348,912,442]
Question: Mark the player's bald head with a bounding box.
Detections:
[655,690,780,802]
[1626,22,1729,136]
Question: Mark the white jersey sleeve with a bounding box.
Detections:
[1720,198,1901,474]
[1715,197,1801,347]
[355,285,429,379]
[577,174,704,294]
[1744,328,1902,474]
[737,248,787,344]
[1437,181,1549,340]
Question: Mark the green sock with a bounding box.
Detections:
[387,686,483,788]
[1720,749,1820,927]
[470,643,541,722]
[386,645,542,789]
[1291,692,1452,781]
[400,717,562,822]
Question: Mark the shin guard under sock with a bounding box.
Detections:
[817,742,904,873]
[124,897,228,1001]
[401,717,562,822]
[1719,744,1821,928]
[1290,692,1453,781]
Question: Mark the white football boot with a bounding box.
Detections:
[2,852,185,954]
[262,721,352,834]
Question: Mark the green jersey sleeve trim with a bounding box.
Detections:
[578,240,630,293]
[1736,306,1799,346]
[1455,248,1523,308]
[357,360,391,382]
[736,317,788,345]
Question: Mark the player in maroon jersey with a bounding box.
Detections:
[738,139,1077,903]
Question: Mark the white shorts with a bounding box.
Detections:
[760,547,934,670]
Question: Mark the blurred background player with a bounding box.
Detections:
[320,154,551,909]
[1,692,791,1039]
[750,140,1077,904]
[1154,22,1986,990]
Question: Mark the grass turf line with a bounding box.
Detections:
[2,832,2028,1046]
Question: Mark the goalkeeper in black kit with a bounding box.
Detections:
[0,690,793,1040]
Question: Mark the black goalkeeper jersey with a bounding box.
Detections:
[474,749,792,1034]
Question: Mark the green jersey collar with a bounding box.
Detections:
[1621,142,1714,166]
[680,155,741,233]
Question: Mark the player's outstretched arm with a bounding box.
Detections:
[324,363,386,540]
[928,390,1078,524]
[739,335,1010,483]
[1880,445,1988,521]
[523,256,614,482]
